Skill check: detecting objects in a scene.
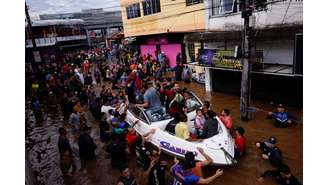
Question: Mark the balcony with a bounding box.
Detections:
[25,35,87,48]
[208,0,303,31]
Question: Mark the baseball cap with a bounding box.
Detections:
[267,136,277,145]
[278,104,285,108]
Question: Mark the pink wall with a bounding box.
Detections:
[160,44,181,67]
[140,45,157,58]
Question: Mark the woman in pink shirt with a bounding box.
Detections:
[219,109,233,130]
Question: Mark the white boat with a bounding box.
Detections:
[112,91,235,165]
[192,73,206,85]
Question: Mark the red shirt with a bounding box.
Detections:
[219,115,233,130]
[83,62,90,72]
[235,135,246,155]
[161,89,175,101]
[62,65,70,73]
[125,133,137,147]
[191,162,203,177]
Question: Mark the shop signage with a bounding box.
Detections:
[147,37,168,45]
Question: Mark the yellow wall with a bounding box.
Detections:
[120,0,206,37]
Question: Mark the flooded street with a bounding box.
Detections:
[23,1,304,184]
[26,81,302,185]
[26,102,65,185]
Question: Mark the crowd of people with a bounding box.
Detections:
[26,44,301,185]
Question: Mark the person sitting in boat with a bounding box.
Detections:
[165,112,180,135]
[267,104,292,128]
[175,113,191,140]
[255,136,283,167]
[194,109,206,138]
[234,126,246,158]
[202,101,211,120]
[201,110,219,139]
[219,109,233,131]
[136,83,162,109]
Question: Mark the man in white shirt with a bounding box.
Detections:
[101,100,112,119]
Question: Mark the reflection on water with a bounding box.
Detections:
[26,102,64,185]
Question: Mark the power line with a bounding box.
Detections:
[281,0,292,24]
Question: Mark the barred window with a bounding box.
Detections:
[126,3,141,19]
[212,0,237,16]
[186,0,203,6]
[142,0,161,16]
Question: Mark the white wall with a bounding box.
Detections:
[204,41,241,50]
[208,0,303,31]
[257,39,294,65]
[204,39,294,65]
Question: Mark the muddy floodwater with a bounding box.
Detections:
[26,81,302,185]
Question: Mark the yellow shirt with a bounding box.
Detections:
[32,83,39,89]
[175,122,190,140]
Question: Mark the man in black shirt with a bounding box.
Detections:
[202,110,219,138]
[58,127,76,177]
[117,165,138,185]
[125,81,136,105]
[78,126,97,173]
[143,146,168,185]
[258,164,302,185]
[256,136,283,167]
[106,133,128,168]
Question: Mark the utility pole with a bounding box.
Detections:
[25,2,38,65]
[240,0,254,121]
[25,2,36,49]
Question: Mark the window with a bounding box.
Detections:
[144,107,171,123]
[186,0,203,6]
[126,3,141,19]
[212,0,237,16]
[130,107,147,123]
[142,0,161,16]
[184,92,202,113]
[187,43,195,63]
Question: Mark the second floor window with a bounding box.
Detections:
[212,0,237,16]
[126,3,141,19]
[142,0,161,16]
[186,0,203,6]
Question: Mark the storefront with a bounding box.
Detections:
[136,33,185,67]
[184,27,303,106]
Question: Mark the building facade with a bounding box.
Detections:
[184,0,303,106]
[25,19,88,63]
[120,0,207,67]
[40,9,123,46]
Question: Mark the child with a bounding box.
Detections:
[234,126,246,157]
[194,109,206,138]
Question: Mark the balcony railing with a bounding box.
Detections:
[25,35,87,48]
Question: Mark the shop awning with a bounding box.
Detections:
[107,31,124,40]
[184,25,303,42]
